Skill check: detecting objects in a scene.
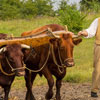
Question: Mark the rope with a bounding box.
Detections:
[6,57,26,72]
[0,57,26,76]
[25,45,51,72]
[50,44,65,73]
[0,62,15,76]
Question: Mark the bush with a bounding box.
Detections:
[20,1,38,18]
[58,5,86,33]
[0,0,22,20]
[0,0,54,20]
[0,4,21,20]
[80,0,100,13]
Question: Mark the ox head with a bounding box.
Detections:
[49,32,82,67]
[0,44,30,76]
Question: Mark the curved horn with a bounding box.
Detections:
[72,35,82,38]
[0,47,7,53]
[47,28,60,38]
[21,44,30,49]
[64,25,68,31]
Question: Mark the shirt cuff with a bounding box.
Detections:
[84,29,89,38]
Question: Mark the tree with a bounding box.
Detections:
[20,0,38,18]
[0,0,22,20]
[80,0,100,12]
[33,0,54,16]
[0,0,55,20]
[57,1,85,33]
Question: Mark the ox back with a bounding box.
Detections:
[21,24,65,36]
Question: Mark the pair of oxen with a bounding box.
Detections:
[0,24,82,100]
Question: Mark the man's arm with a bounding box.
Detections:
[78,18,98,38]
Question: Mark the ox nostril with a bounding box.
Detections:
[65,61,75,67]
[70,62,75,66]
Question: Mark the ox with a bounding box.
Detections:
[22,26,82,100]
[21,24,65,37]
[0,34,31,100]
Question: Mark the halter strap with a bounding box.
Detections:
[0,62,15,76]
[6,57,26,72]
[50,44,66,73]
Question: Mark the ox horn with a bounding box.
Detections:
[47,28,60,38]
[72,35,82,38]
[0,47,7,53]
[21,44,30,49]
[52,31,68,35]
[64,25,68,31]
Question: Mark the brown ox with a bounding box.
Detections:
[21,24,65,37]
[0,34,31,100]
[0,33,7,39]
[22,25,82,100]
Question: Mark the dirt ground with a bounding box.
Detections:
[1,82,100,100]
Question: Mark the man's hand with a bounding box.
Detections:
[78,30,88,37]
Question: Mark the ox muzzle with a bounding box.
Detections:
[64,58,75,67]
[15,68,25,76]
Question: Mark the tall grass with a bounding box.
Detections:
[0,15,97,89]
[0,16,58,36]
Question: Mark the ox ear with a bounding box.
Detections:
[73,38,82,45]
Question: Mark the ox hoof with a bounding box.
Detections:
[45,92,53,100]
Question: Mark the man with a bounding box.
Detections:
[78,18,100,98]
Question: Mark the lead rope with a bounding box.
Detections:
[25,45,51,72]
[0,62,14,76]
[50,44,65,74]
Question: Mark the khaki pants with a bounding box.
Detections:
[92,43,100,93]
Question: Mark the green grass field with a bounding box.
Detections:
[0,15,98,89]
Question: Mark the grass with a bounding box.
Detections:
[0,16,58,36]
[0,15,97,89]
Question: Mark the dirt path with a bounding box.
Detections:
[1,82,100,100]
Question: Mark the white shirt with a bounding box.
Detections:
[86,18,98,38]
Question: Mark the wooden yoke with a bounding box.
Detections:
[0,29,57,47]
[0,27,69,47]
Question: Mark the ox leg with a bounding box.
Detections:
[42,68,54,100]
[25,71,36,100]
[56,79,62,100]
[4,85,11,100]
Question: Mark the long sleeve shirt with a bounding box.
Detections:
[86,18,98,38]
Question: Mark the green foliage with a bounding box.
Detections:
[0,0,22,20]
[33,0,54,16]
[20,1,37,18]
[0,0,54,20]
[58,4,85,33]
[80,0,100,12]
